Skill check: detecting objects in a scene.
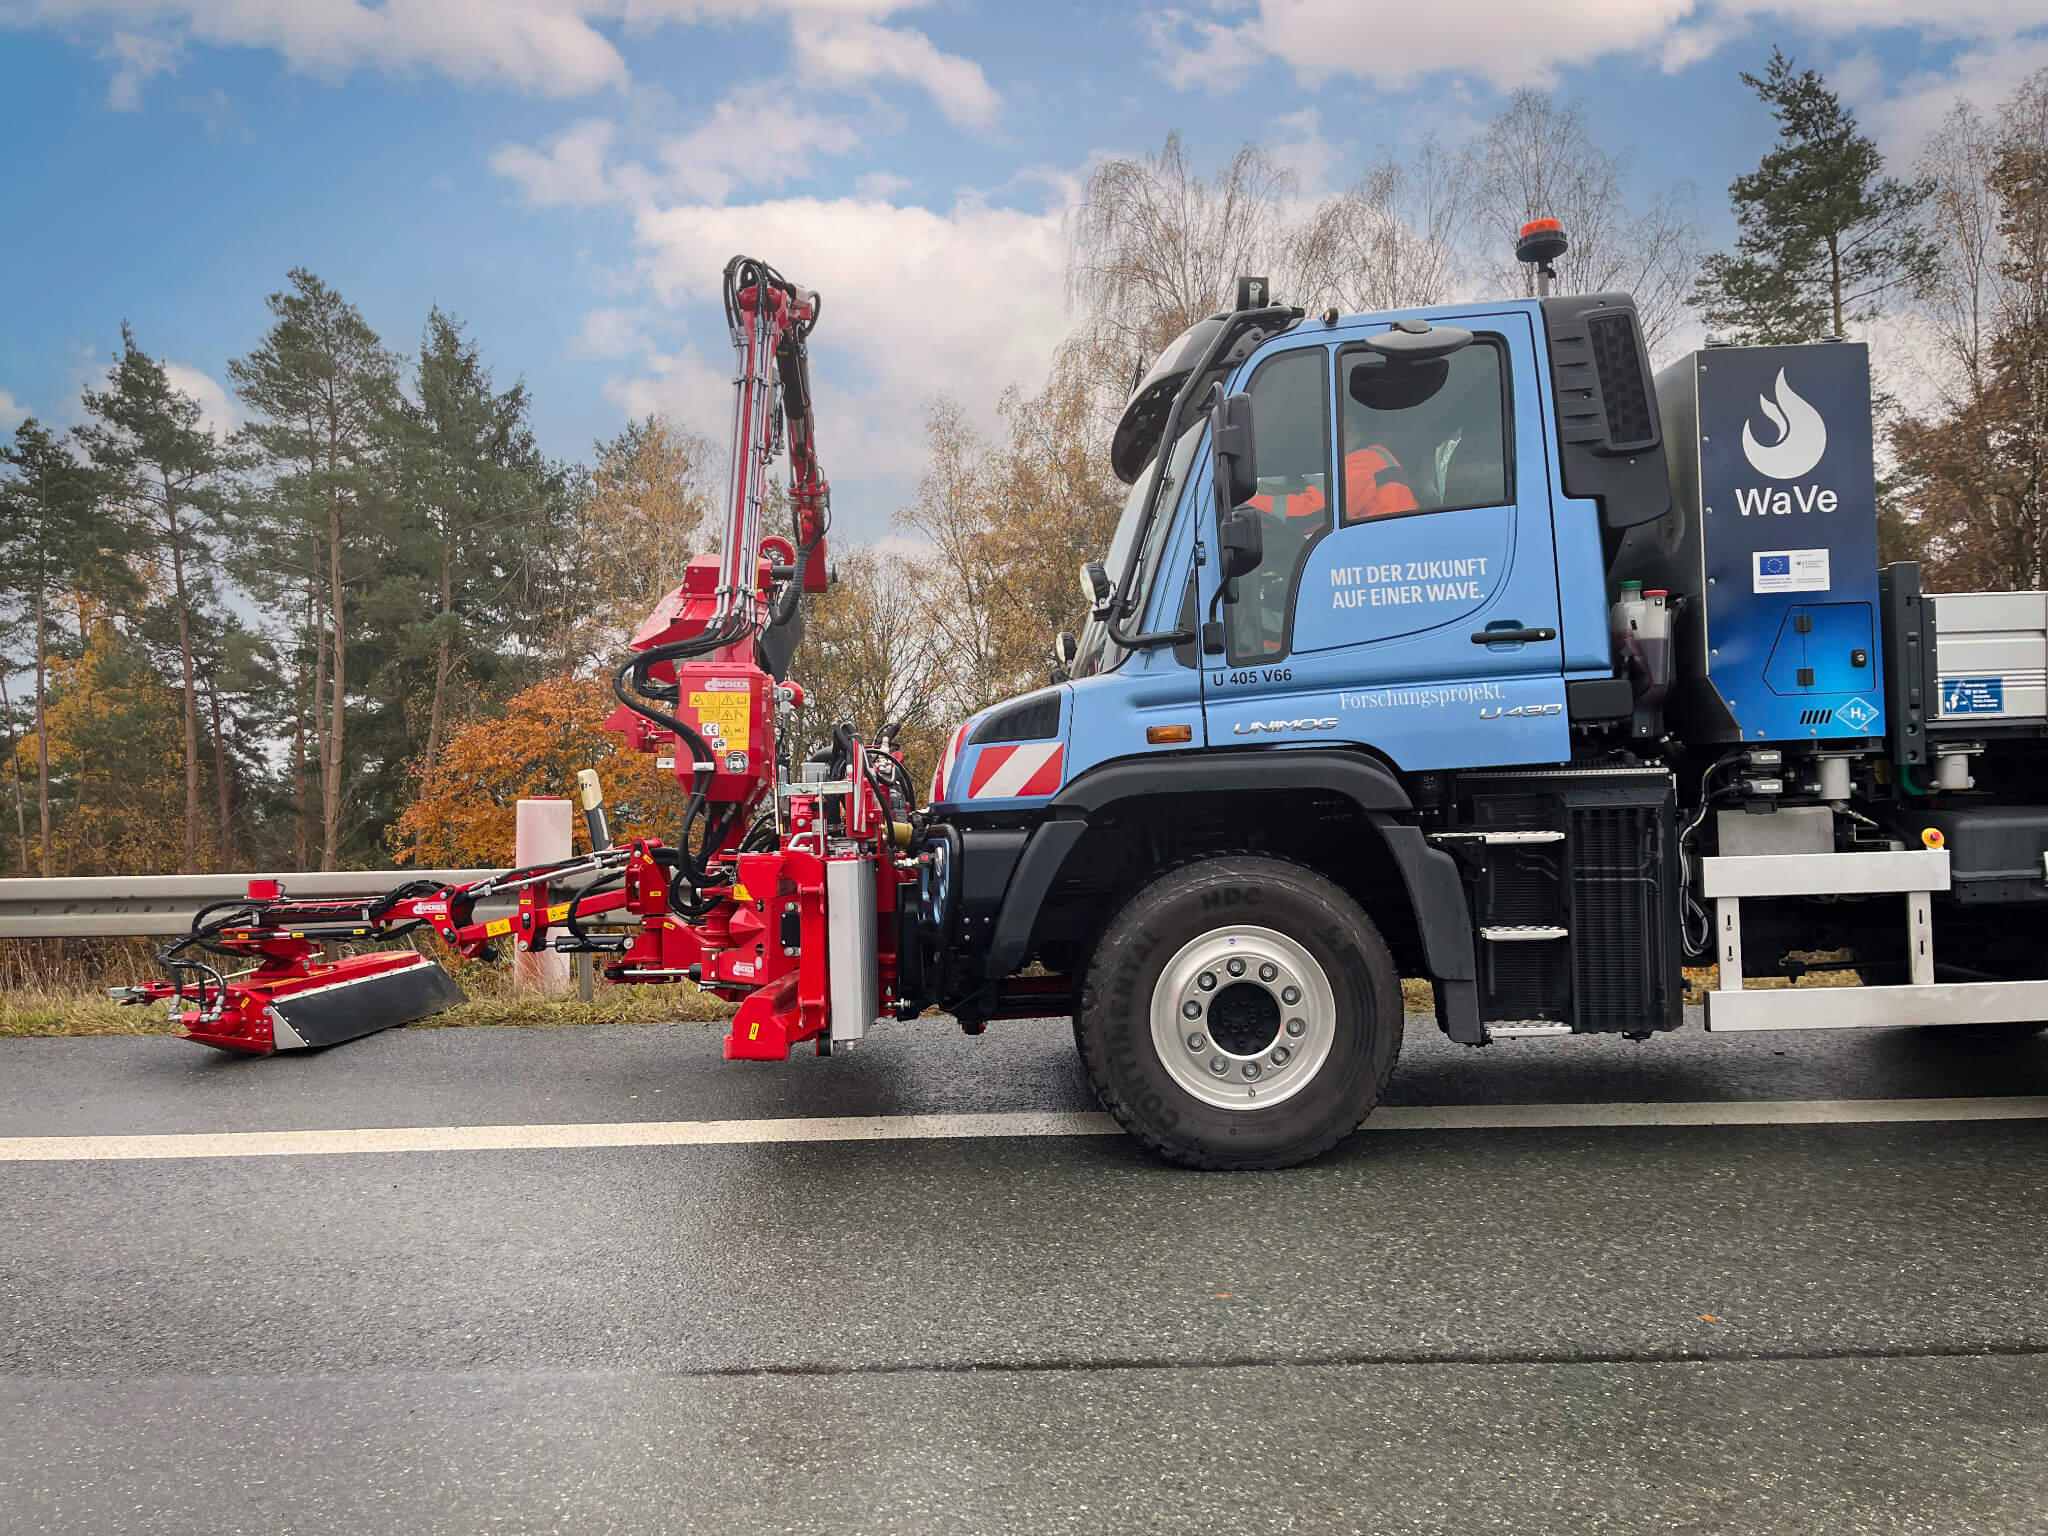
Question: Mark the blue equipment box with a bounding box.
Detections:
[1626,341,1886,745]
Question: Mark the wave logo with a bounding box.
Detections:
[1741,368,1828,480]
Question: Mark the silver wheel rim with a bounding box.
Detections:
[1149,924,1337,1111]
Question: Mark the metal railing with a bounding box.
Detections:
[0,871,505,940]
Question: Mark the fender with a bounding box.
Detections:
[981,749,1483,1043]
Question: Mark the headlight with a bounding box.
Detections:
[917,829,956,936]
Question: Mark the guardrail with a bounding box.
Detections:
[0,871,506,939]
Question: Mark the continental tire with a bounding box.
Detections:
[1076,856,1402,1170]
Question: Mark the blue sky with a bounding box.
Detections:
[3,1,2045,542]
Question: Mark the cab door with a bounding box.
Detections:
[1197,312,1570,771]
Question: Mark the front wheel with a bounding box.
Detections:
[1076,856,1402,1169]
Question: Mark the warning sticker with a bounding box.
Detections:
[689,689,752,753]
[1753,548,1831,593]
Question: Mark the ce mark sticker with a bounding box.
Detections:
[1480,702,1562,719]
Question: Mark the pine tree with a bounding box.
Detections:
[378,308,556,849]
[75,330,229,874]
[0,418,131,874]
[228,270,400,869]
[1696,48,1937,342]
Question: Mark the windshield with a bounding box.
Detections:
[1071,414,1208,678]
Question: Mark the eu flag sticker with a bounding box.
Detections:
[1753,548,1831,593]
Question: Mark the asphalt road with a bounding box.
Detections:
[3,1010,2047,1535]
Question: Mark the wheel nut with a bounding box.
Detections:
[1281,986,1301,1005]
[1270,1046,1291,1065]
[1209,1056,1229,1076]
[1259,963,1277,982]
[1285,1017,1306,1037]
[1182,1000,1202,1019]
[1197,971,1217,991]
[1226,958,1246,977]
[1241,1061,1261,1080]
[1187,1032,1207,1052]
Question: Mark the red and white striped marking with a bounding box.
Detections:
[966,741,1065,800]
[931,724,969,802]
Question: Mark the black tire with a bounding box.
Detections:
[1076,855,1402,1170]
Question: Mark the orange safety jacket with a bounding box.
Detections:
[1245,445,1419,522]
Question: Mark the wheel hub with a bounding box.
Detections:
[1150,924,1337,1111]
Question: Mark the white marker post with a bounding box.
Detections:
[513,798,572,997]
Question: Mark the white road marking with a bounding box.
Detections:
[2,1096,2045,1163]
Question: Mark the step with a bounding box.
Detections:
[1479,924,1569,941]
[1485,1020,1574,1039]
[1430,829,1566,846]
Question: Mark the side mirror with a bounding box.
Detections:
[1078,560,1112,615]
[1210,388,1257,511]
[1217,506,1263,603]
[1360,319,1474,361]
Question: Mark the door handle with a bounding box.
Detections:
[1471,627,1556,645]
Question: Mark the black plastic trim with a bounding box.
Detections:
[1540,292,1669,532]
[1051,748,1411,816]
[983,817,1088,979]
[1567,677,1635,721]
[971,689,1062,745]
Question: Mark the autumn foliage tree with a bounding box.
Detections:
[899,366,1123,717]
[1891,70,2048,589]
[25,621,191,876]
[390,673,690,866]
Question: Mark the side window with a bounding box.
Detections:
[1228,347,1331,664]
[1338,338,1510,524]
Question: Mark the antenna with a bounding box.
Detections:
[1514,219,1568,298]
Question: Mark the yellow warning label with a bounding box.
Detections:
[485,917,513,938]
[688,689,751,754]
[547,902,572,922]
[731,883,752,903]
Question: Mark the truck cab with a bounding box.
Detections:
[910,265,2048,1170]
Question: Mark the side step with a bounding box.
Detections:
[1480,924,1569,941]
[1485,1020,1574,1040]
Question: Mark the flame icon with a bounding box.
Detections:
[1741,369,1827,480]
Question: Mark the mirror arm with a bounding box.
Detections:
[1104,303,1296,653]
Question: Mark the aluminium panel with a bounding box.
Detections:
[1706,980,2048,1031]
[1699,849,1949,899]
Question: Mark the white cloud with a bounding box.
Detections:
[96,29,181,110]
[790,16,999,129]
[1148,0,2048,97]
[491,118,629,207]
[1855,35,2048,159]
[37,1,630,104]
[855,170,911,200]
[0,391,26,432]
[1269,107,1339,194]
[163,361,239,441]
[25,1,1001,125]
[656,82,863,203]
[574,305,648,359]
[609,190,1070,514]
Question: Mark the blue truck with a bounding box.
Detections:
[905,251,2048,1168]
